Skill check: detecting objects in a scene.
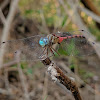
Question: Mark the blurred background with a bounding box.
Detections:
[0,0,100,100]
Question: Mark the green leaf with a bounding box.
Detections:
[21,64,24,69]
[43,96,48,100]
[61,16,67,27]
[25,9,34,15]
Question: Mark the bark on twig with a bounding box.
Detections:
[0,0,19,68]
[0,7,6,24]
[55,67,82,100]
[57,61,95,94]
[42,58,82,100]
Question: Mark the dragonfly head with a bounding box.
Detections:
[39,37,49,47]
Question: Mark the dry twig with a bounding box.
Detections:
[57,61,96,94]
[42,58,82,100]
[0,7,6,24]
[78,6,100,23]
[3,60,17,68]
[0,0,10,10]
[0,0,19,68]
[16,51,30,100]
[42,72,48,100]
[0,88,11,95]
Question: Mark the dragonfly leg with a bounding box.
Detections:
[47,47,49,57]
[49,46,55,56]
[39,46,47,59]
[51,46,60,56]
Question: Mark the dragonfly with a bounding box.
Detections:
[0,30,96,61]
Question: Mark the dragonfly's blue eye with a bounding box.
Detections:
[39,37,49,47]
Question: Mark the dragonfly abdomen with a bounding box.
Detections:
[69,35,85,38]
[58,35,85,43]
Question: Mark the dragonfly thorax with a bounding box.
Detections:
[47,34,59,44]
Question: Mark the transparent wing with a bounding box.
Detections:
[57,38,96,57]
[56,30,96,56]
[0,34,47,61]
